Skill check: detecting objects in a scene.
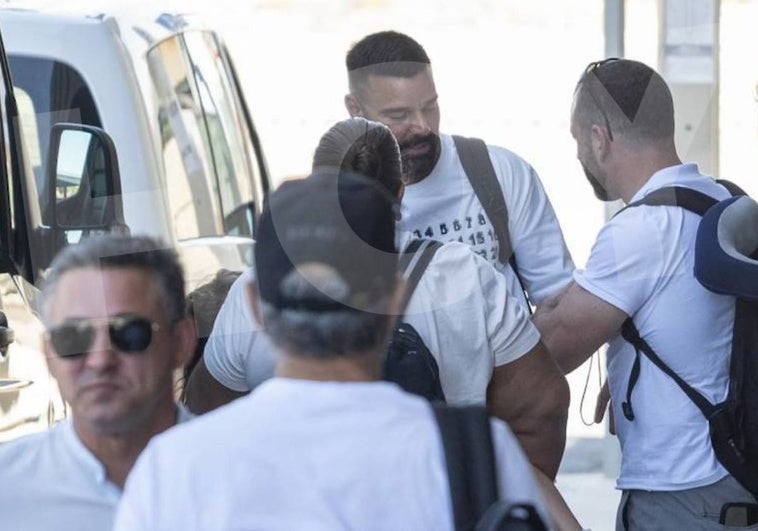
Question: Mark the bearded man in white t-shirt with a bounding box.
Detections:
[343,30,574,308]
[185,118,572,483]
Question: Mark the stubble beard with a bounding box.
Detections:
[399,132,441,185]
[582,163,611,201]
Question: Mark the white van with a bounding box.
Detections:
[0,9,270,438]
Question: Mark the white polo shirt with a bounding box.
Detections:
[115,378,548,531]
[0,405,192,531]
[204,241,541,405]
[574,164,734,491]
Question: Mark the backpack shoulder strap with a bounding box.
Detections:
[432,404,498,531]
[622,179,747,216]
[717,179,747,197]
[399,239,443,312]
[619,318,716,422]
[618,184,726,422]
[452,135,512,264]
[622,186,718,216]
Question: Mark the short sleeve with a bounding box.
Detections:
[490,147,575,305]
[574,207,668,316]
[471,249,541,367]
[203,271,259,392]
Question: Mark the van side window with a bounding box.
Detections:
[8,56,101,224]
[147,32,257,241]
[183,32,256,237]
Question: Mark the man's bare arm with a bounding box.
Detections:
[487,341,570,480]
[531,466,582,531]
[533,281,628,374]
[184,358,248,414]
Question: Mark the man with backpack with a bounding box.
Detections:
[186,118,571,484]
[116,172,553,531]
[344,30,574,310]
[533,58,758,529]
[315,118,572,482]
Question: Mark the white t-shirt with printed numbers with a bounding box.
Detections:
[399,134,574,308]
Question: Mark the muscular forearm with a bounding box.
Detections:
[533,281,626,374]
[532,314,595,374]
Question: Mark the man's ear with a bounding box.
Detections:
[246,281,265,327]
[345,94,362,117]
[590,124,611,160]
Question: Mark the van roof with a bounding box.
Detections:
[0,7,212,54]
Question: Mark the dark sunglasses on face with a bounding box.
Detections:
[579,58,621,141]
[46,315,161,358]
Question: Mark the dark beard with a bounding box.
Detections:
[582,164,610,201]
[399,132,441,185]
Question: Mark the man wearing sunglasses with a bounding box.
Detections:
[533,59,756,529]
[0,235,196,531]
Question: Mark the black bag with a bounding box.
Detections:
[619,182,758,498]
[383,239,446,401]
[433,404,548,531]
[452,135,530,310]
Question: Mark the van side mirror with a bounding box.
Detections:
[46,123,128,244]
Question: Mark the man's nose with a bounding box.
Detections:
[405,110,432,133]
[83,327,118,370]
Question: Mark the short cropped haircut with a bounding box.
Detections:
[40,235,186,326]
[312,117,402,198]
[574,59,675,143]
[261,293,393,360]
[346,31,431,96]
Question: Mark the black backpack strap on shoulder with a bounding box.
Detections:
[620,318,717,421]
[453,135,531,311]
[433,404,498,531]
[452,135,512,265]
[618,185,723,420]
[399,239,443,312]
[717,179,747,197]
[623,186,718,216]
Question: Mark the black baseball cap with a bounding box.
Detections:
[255,172,399,312]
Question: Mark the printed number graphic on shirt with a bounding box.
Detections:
[619,181,758,499]
[409,211,498,263]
